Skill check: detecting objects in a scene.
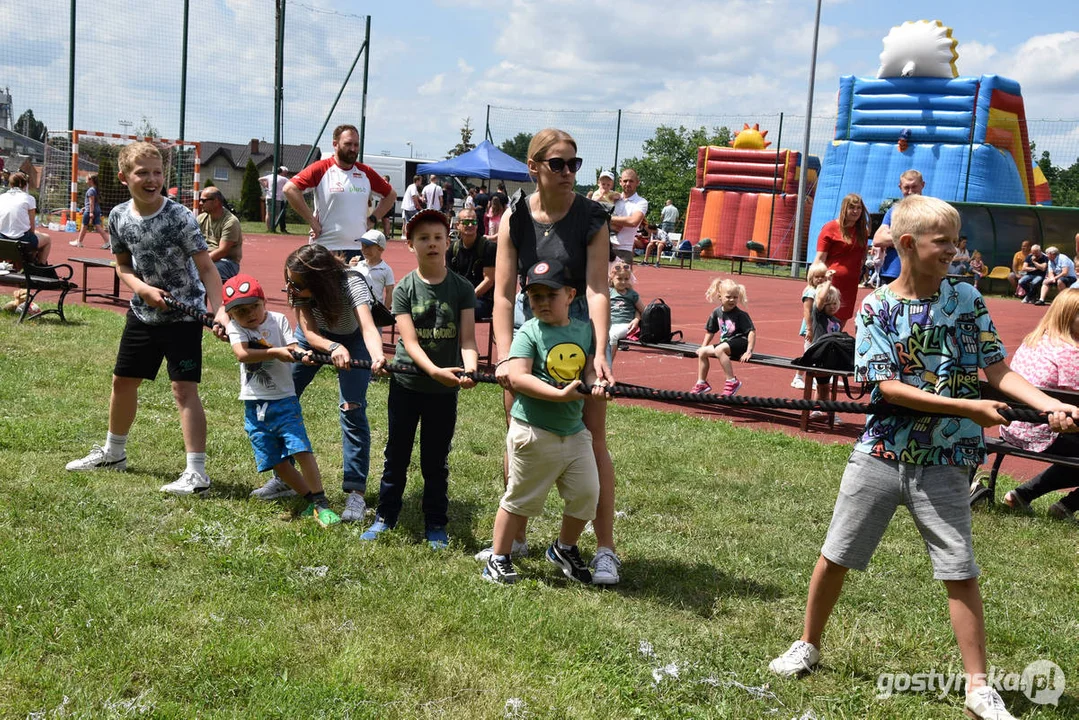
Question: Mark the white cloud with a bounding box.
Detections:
[418,74,445,95]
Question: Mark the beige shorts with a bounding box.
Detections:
[502,418,599,520]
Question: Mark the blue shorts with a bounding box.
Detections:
[244,395,313,472]
[82,209,102,227]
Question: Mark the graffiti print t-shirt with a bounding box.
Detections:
[391,270,476,394]
[705,306,754,343]
[854,278,1006,465]
[509,317,595,436]
[227,311,297,401]
[109,198,208,325]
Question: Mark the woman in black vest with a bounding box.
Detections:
[491,128,623,585]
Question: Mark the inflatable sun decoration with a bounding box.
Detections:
[730,123,771,150]
[877,20,958,78]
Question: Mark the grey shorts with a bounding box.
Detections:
[821,452,979,580]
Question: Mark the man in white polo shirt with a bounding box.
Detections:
[422,174,444,213]
[283,124,396,262]
[609,168,648,264]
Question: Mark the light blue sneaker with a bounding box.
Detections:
[425,526,449,550]
[360,518,392,541]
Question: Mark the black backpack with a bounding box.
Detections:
[794,332,855,372]
[639,298,682,344]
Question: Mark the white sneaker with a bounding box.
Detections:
[964,686,1017,720]
[474,539,530,562]
[791,376,805,390]
[768,640,820,677]
[340,492,367,523]
[590,547,621,585]
[160,470,210,496]
[250,474,297,501]
[66,444,127,472]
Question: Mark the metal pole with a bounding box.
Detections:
[485,104,492,142]
[272,0,285,231]
[68,0,75,132]
[179,0,189,140]
[613,109,622,171]
[358,15,371,163]
[297,36,368,171]
[791,0,822,278]
[766,112,783,257]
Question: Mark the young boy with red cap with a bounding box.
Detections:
[222,273,340,527]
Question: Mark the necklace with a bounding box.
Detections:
[536,218,557,237]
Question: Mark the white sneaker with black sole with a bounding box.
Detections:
[768,640,820,677]
[546,542,592,584]
[249,474,297,501]
[160,470,211,496]
[482,554,519,585]
[65,444,127,472]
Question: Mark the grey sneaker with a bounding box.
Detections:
[474,539,530,562]
[250,474,297,501]
[768,640,820,677]
[341,492,367,523]
[1048,502,1079,525]
[160,470,210,496]
[66,444,127,472]
[590,547,621,585]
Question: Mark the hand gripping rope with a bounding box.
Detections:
[167,297,1051,425]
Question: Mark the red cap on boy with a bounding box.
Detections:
[222,273,266,311]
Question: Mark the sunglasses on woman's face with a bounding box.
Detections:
[540,157,584,174]
[286,277,307,292]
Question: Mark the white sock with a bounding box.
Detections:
[104,432,127,460]
[557,540,574,551]
[185,452,207,477]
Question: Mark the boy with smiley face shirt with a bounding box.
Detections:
[482,259,605,585]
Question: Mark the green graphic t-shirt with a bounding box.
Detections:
[392,270,476,394]
[509,317,595,435]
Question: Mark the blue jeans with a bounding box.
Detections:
[292,324,372,493]
[376,379,458,528]
[215,258,240,282]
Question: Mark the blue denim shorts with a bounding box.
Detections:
[244,395,313,472]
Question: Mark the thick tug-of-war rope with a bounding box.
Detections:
[166,297,1050,426]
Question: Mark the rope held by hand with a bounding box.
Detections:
[165,297,1050,425]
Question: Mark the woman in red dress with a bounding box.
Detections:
[814,193,869,327]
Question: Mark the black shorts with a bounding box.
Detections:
[715,336,748,361]
[114,311,203,382]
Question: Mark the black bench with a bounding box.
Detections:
[616,338,861,430]
[969,384,1079,507]
[0,238,77,323]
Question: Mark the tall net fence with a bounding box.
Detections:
[1,0,370,211]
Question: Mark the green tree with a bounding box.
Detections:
[1035,148,1079,208]
[447,117,476,157]
[15,109,47,142]
[618,125,732,221]
[499,132,533,163]
[134,115,159,139]
[240,158,262,221]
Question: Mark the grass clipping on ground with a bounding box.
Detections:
[0,303,1076,719]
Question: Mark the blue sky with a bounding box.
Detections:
[2,0,1078,167]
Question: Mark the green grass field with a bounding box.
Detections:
[1,302,1075,719]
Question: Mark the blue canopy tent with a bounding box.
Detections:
[417,140,531,182]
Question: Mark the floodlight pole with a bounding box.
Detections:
[68,0,75,133]
[272,0,285,231]
[179,0,189,141]
[358,15,371,163]
[791,0,822,278]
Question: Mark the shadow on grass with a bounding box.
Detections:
[388,493,485,548]
[614,557,785,617]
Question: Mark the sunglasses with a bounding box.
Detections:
[457,219,478,226]
[540,157,584,174]
[286,277,307,292]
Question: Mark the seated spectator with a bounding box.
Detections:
[969,250,986,290]
[197,187,244,281]
[949,235,971,275]
[640,223,669,265]
[1036,246,1077,306]
[1000,288,1079,524]
[1017,244,1049,303]
[447,207,495,320]
[1007,239,1032,292]
[0,172,51,263]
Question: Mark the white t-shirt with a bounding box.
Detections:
[260,174,289,201]
[613,193,649,250]
[226,311,297,401]
[422,182,443,211]
[660,204,679,224]
[0,188,35,237]
[288,158,394,252]
[402,183,423,212]
[357,259,396,304]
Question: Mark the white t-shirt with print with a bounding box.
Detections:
[227,311,297,401]
[288,158,393,252]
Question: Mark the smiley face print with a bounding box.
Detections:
[546,342,587,383]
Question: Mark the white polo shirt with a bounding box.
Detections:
[422,182,443,211]
[0,188,34,237]
[613,192,649,251]
[289,158,393,252]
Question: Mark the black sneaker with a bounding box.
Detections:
[546,542,592,584]
[482,554,518,585]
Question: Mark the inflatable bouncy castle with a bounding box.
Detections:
[684,123,820,261]
[807,20,1051,262]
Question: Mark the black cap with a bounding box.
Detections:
[524,259,568,290]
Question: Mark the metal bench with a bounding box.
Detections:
[0,238,77,323]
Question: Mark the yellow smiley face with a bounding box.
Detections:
[546,342,586,383]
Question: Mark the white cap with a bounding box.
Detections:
[599,170,616,181]
[360,229,387,249]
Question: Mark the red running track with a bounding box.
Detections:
[47,229,1050,481]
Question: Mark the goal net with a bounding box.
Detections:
[41,131,201,228]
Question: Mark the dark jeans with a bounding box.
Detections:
[376,379,458,528]
[1018,274,1044,293]
[475,294,493,321]
[1013,433,1079,512]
